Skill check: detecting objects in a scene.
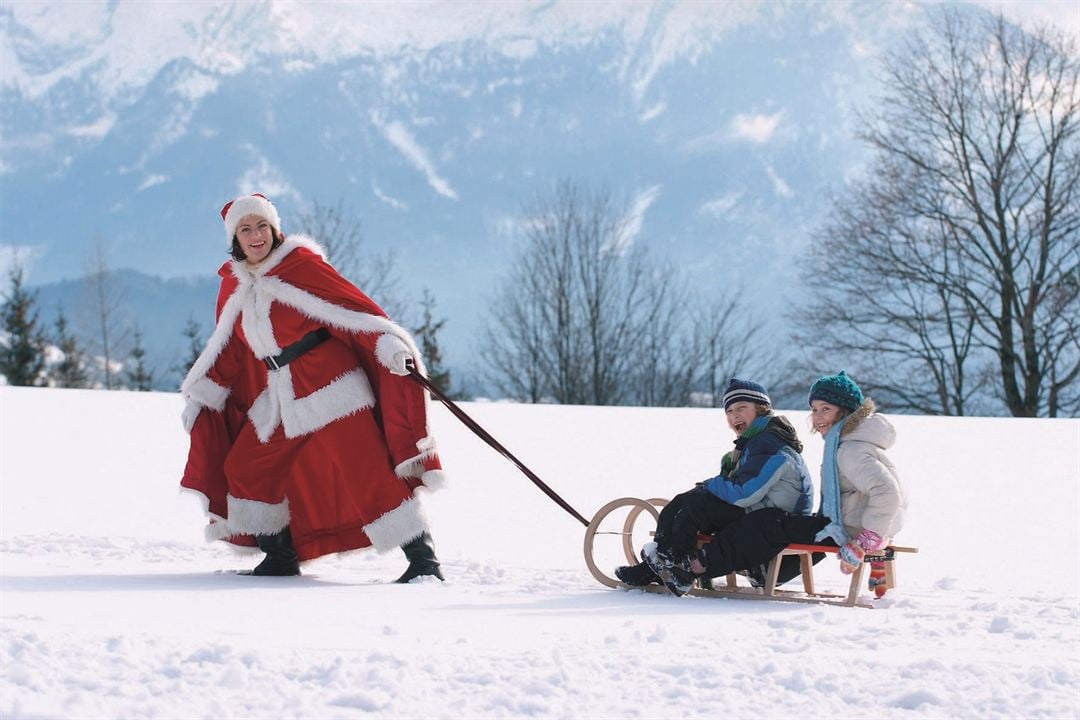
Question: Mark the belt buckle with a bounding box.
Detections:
[265,355,280,371]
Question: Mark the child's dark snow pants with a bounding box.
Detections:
[701,508,831,581]
[654,487,745,556]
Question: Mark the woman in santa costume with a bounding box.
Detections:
[180,192,446,581]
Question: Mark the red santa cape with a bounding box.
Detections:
[179,235,445,561]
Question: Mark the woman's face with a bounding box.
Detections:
[810,400,844,436]
[235,214,274,265]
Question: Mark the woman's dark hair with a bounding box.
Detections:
[230,227,284,262]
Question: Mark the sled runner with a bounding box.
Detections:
[584,497,918,609]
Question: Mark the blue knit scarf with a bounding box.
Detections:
[815,418,850,546]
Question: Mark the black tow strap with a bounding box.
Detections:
[264,327,331,371]
[407,364,589,528]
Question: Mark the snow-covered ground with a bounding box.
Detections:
[2,386,1078,719]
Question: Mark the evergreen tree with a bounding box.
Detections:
[51,305,89,388]
[126,325,155,391]
[0,264,47,386]
[175,316,203,382]
[413,288,451,393]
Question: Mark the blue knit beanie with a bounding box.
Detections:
[808,370,864,412]
[722,378,771,410]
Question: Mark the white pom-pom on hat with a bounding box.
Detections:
[220,193,281,246]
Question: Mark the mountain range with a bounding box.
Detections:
[1,1,1073,391]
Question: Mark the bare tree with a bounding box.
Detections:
[692,292,771,408]
[632,277,698,407]
[484,283,548,403]
[483,181,692,406]
[293,199,406,318]
[81,236,130,390]
[801,11,1079,416]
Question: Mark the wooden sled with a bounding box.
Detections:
[583,497,918,609]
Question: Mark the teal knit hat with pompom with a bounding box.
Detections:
[808,370,864,412]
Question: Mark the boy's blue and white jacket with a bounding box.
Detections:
[702,415,814,515]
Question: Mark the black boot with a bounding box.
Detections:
[395,531,444,583]
[250,527,301,576]
[615,561,660,587]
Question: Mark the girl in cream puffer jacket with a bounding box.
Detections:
[809,371,907,584]
[831,397,906,542]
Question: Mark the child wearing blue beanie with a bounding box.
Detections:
[616,377,815,596]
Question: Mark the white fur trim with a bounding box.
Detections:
[181,487,234,541]
[226,495,290,535]
[205,516,233,542]
[257,276,427,376]
[394,455,430,479]
[280,234,328,261]
[223,195,280,245]
[281,369,375,438]
[247,367,376,443]
[240,283,280,359]
[248,386,280,443]
[181,400,202,433]
[375,333,412,375]
[230,234,328,279]
[419,469,448,492]
[180,282,249,396]
[185,376,230,411]
[362,497,428,553]
[395,442,438,479]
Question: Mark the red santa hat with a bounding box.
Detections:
[220,193,281,245]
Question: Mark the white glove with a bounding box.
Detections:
[375,334,414,376]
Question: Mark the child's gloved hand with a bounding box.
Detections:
[868,561,888,598]
[838,529,884,574]
[838,543,864,574]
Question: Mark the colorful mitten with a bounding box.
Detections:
[838,542,865,574]
[838,528,884,575]
[868,560,888,598]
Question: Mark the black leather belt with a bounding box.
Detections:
[264,327,331,371]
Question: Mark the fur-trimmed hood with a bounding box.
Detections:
[226,233,328,281]
[839,398,895,450]
[181,234,425,400]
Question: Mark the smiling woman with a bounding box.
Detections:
[178,192,448,583]
[231,214,278,265]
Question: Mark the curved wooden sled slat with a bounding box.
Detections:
[583,497,661,589]
[619,497,667,563]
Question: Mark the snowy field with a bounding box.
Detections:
[1,385,1078,719]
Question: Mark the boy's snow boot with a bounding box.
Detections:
[740,564,768,588]
[395,531,444,583]
[615,561,660,587]
[641,542,697,597]
[250,527,301,576]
